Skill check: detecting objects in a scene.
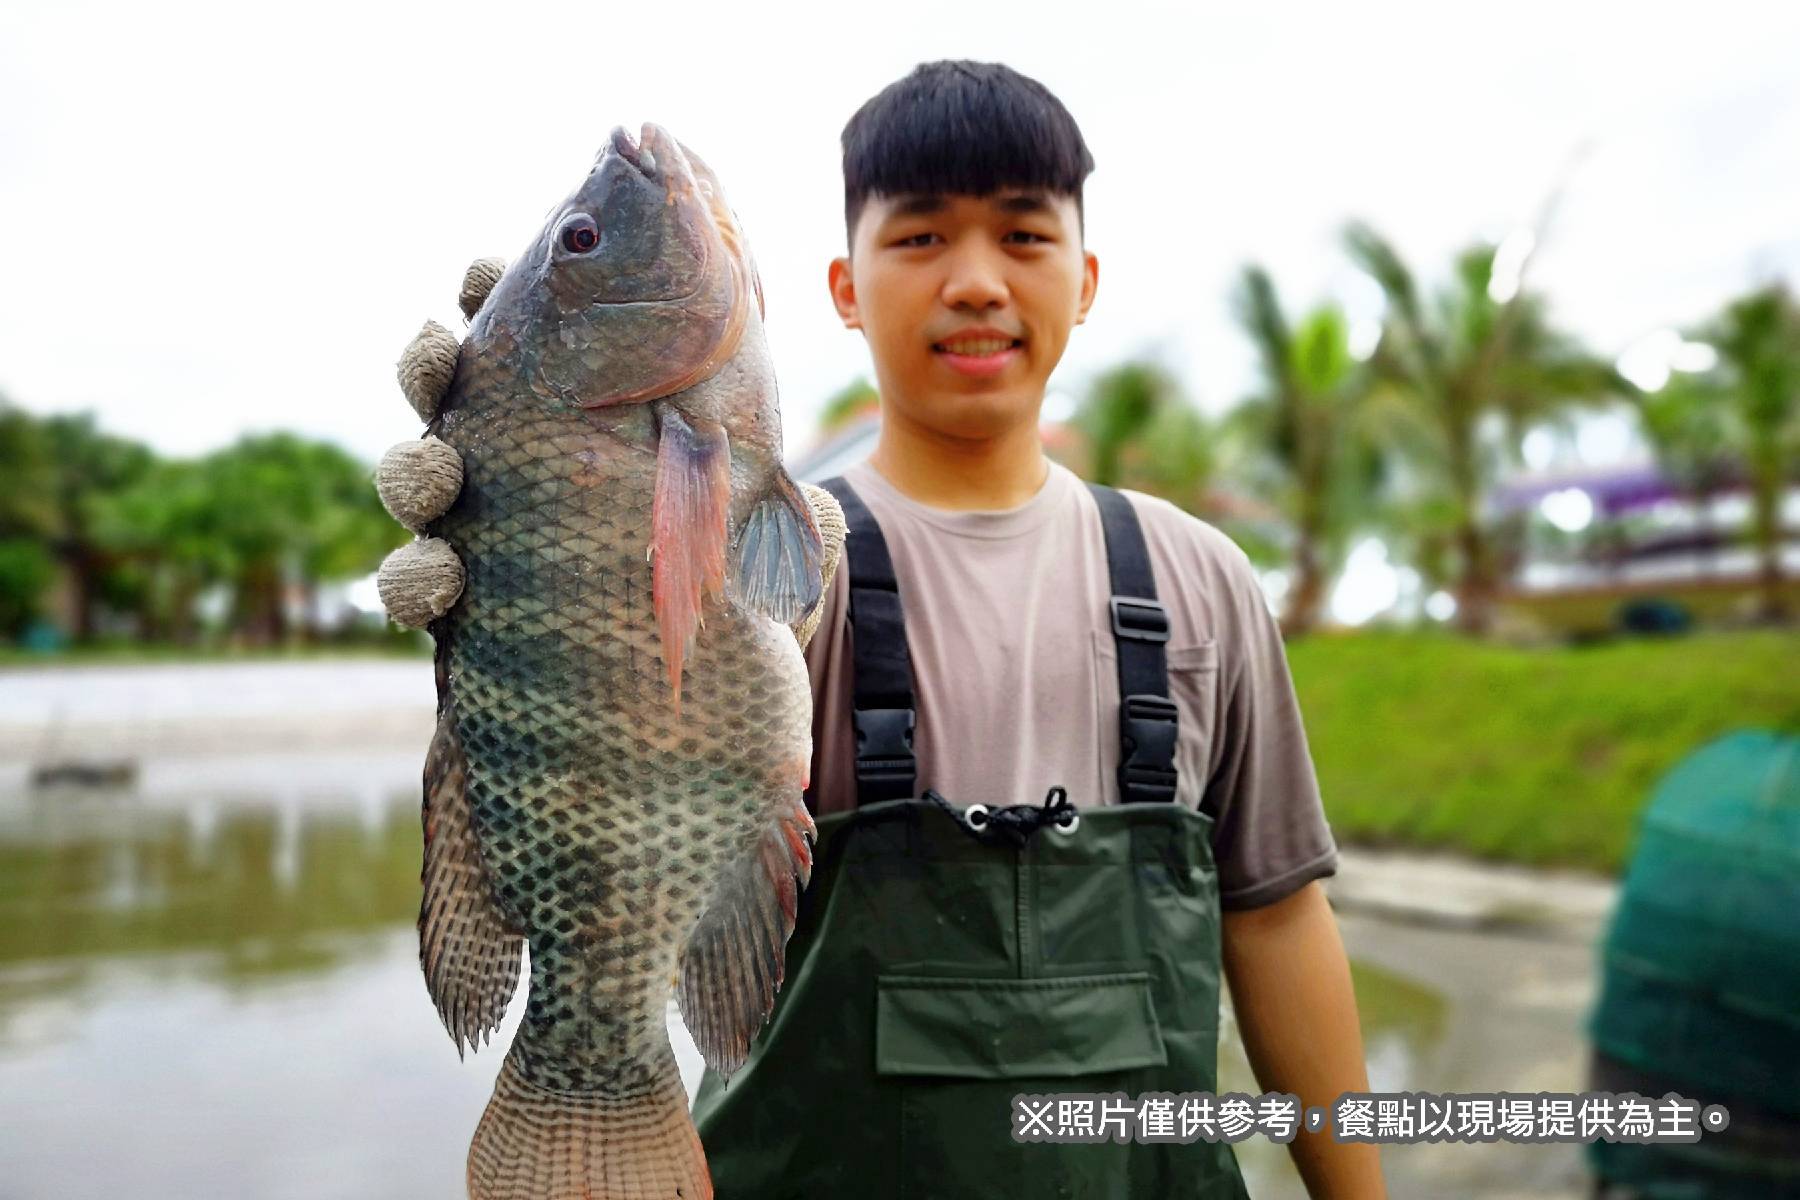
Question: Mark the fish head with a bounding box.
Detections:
[475,123,759,410]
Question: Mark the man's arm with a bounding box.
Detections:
[1222,880,1387,1198]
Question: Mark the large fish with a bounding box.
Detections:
[377,123,839,1200]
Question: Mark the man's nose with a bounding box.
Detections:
[940,242,1009,310]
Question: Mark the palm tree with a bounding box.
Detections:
[1075,362,1184,489]
[1134,400,1219,518]
[1068,361,1224,518]
[1632,372,1738,575]
[1227,267,1384,635]
[1343,223,1630,634]
[1661,284,1800,621]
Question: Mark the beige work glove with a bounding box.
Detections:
[372,259,845,652]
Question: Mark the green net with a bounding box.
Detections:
[1588,729,1800,1195]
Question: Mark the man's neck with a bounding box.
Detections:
[866,411,1050,511]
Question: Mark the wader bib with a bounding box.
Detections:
[691,477,1250,1199]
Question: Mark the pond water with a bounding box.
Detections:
[0,752,1462,1199]
[0,663,1591,1198]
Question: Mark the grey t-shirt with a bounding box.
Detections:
[802,458,1339,910]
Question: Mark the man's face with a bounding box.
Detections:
[828,190,1098,442]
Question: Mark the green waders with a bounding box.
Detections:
[690,478,1251,1199]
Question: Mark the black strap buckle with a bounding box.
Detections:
[1109,596,1170,643]
[1117,693,1179,804]
[853,706,916,799]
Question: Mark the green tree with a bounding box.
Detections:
[1344,223,1630,634]
[1633,372,1737,573]
[194,434,403,644]
[0,402,56,638]
[0,402,405,647]
[817,377,881,436]
[0,401,55,536]
[35,413,156,640]
[296,440,407,631]
[0,539,54,639]
[1225,267,1385,635]
[1640,284,1800,621]
[92,457,230,643]
[1134,401,1218,518]
[1075,362,1178,485]
[1070,361,1219,518]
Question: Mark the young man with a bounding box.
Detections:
[690,61,1386,1197]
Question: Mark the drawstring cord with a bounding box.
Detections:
[924,785,1079,848]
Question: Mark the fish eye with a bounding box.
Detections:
[557,214,600,254]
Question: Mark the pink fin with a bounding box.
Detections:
[651,406,731,714]
[676,791,817,1078]
[467,1055,711,1200]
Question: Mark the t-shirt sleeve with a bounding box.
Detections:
[1202,544,1340,910]
[800,554,858,819]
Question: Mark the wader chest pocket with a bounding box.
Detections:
[874,971,1167,1079]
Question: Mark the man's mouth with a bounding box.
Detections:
[932,333,1024,378]
[932,336,1022,356]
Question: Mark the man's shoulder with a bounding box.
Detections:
[1106,484,1257,582]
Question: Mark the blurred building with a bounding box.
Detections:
[1492,460,1800,636]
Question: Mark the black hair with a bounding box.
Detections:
[841,60,1095,248]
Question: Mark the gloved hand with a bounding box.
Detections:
[372,259,846,651]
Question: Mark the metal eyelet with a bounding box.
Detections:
[1051,810,1080,835]
[964,804,990,829]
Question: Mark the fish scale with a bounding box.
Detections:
[431,351,810,1098]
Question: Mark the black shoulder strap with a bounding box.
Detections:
[818,476,917,805]
[1087,483,1180,805]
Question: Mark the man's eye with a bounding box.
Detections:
[894,233,938,247]
[1006,231,1051,244]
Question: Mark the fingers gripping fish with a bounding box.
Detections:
[374,123,847,1200]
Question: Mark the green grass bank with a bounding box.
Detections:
[1287,628,1800,875]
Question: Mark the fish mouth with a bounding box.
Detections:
[604,123,661,178]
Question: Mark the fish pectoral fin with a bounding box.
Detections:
[652,405,732,713]
[419,705,524,1059]
[728,466,826,626]
[676,791,817,1079]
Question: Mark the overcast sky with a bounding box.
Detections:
[2,0,1796,468]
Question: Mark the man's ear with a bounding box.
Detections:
[1075,251,1099,326]
[827,256,861,331]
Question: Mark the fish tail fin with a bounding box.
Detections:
[468,1054,711,1200]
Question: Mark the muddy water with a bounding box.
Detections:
[0,662,1593,1198]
